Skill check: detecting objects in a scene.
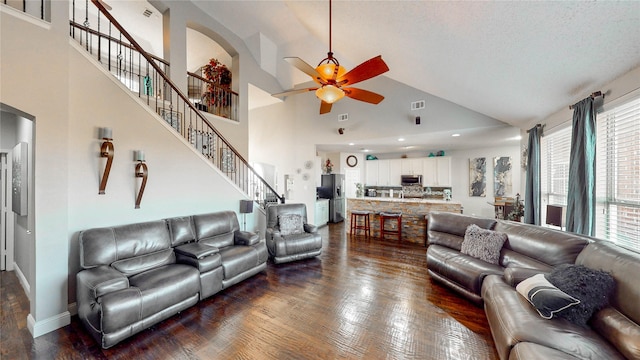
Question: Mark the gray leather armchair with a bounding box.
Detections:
[265,203,322,264]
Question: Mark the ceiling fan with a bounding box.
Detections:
[272,0,390,114]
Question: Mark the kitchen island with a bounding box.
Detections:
[346,197,462,245]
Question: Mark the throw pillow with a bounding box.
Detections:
[546,264,616,327]
[516,273,581,319]
[278,214,304,236]
[460,224,507,265]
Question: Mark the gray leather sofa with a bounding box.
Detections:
[265,203,323,264]
[76,211,267,349]
[426,211,589,305]
[426,211,640,359]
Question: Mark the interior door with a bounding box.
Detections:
[0,153,14,271]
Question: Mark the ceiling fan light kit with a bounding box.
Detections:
[316,85,345,104]
[273,0,389,114]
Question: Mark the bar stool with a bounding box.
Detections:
[350,210,371,237]
[379,212,402,241]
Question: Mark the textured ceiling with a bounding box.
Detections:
[111,1,639,153]
[194,0,640,128]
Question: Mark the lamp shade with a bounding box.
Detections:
[239,200,254,214]
[315,85,345,104]
[315,63,346,83]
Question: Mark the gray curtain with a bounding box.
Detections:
[566,97,596,236]
[524,126,541,225]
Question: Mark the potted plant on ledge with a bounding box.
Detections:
[202,58,232,115]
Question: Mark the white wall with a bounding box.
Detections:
[448,145,522,218]
[1,3,71,337]
[527,66,640,134]
[1,2,269,337]
[66,44,256,304]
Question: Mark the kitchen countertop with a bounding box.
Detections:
[348,197,461,205]
[346,197,462,245]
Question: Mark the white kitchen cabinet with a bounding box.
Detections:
[377,160,390,185]
[436,157,452,186]
[401,158,423,176]
[365,161,379,185]
[315,199,329,227]
[422,157,451,186]
[389,160,402,186]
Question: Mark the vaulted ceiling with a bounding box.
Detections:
[194,0,640,128]
[115,1,640,153]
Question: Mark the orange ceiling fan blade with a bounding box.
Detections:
[272,88,317,98]
[320,101,333,114]
[284,57,325,83]
[337,55,389,86]
[343,88,385,104]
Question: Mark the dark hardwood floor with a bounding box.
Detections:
[1,222,498,360]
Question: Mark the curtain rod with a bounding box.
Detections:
[526,123,545,133]
[569,91,604,109]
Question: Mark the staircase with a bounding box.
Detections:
[69,0,283,208]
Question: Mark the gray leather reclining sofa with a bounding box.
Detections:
[76,210,267,349]
[426,211,640,360]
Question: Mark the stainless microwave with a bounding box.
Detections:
[401,175,422,185]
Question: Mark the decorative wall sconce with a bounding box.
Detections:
[134,150,148,209]
[99,127,114,194]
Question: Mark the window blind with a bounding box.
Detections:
[595,97,640,251]
[541,126,572,210]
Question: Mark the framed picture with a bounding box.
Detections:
[469,157,486,197]
[494,156,513,197]
[158,108,181,133]
[12,142,28,216]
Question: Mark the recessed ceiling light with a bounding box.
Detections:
[452,133,461,137]
[398,138,405,142]
[349,142,355,146]
[362,149,370,152]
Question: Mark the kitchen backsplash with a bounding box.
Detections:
[365,185,452,199]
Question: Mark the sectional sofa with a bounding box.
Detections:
[76,211,267,349]
[426,211,640,360]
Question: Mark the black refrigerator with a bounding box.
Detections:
[321,174,345,223]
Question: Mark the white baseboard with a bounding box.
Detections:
[67,302,77,316]
[27,311,71,338]
[13,262,30,299]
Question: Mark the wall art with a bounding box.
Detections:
[494,156,513,197]
[12,142,28,216]
[469,157,486,197]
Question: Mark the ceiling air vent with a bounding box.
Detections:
[411,100,426,110]
[338,113,349,122]
[142,9,153,17]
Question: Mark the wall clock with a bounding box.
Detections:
[346,155,358,167]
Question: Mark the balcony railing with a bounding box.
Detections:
[69,0,283,207]
[187,71,238,121]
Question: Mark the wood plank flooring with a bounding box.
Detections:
[0,222,498,360]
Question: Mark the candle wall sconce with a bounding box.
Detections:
[134,150,148,209]
[99,127,114,194]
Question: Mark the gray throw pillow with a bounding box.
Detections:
[278,214,304,236]
[460,224,507,265]
[516,273,581,319]
[546,264,616,327]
